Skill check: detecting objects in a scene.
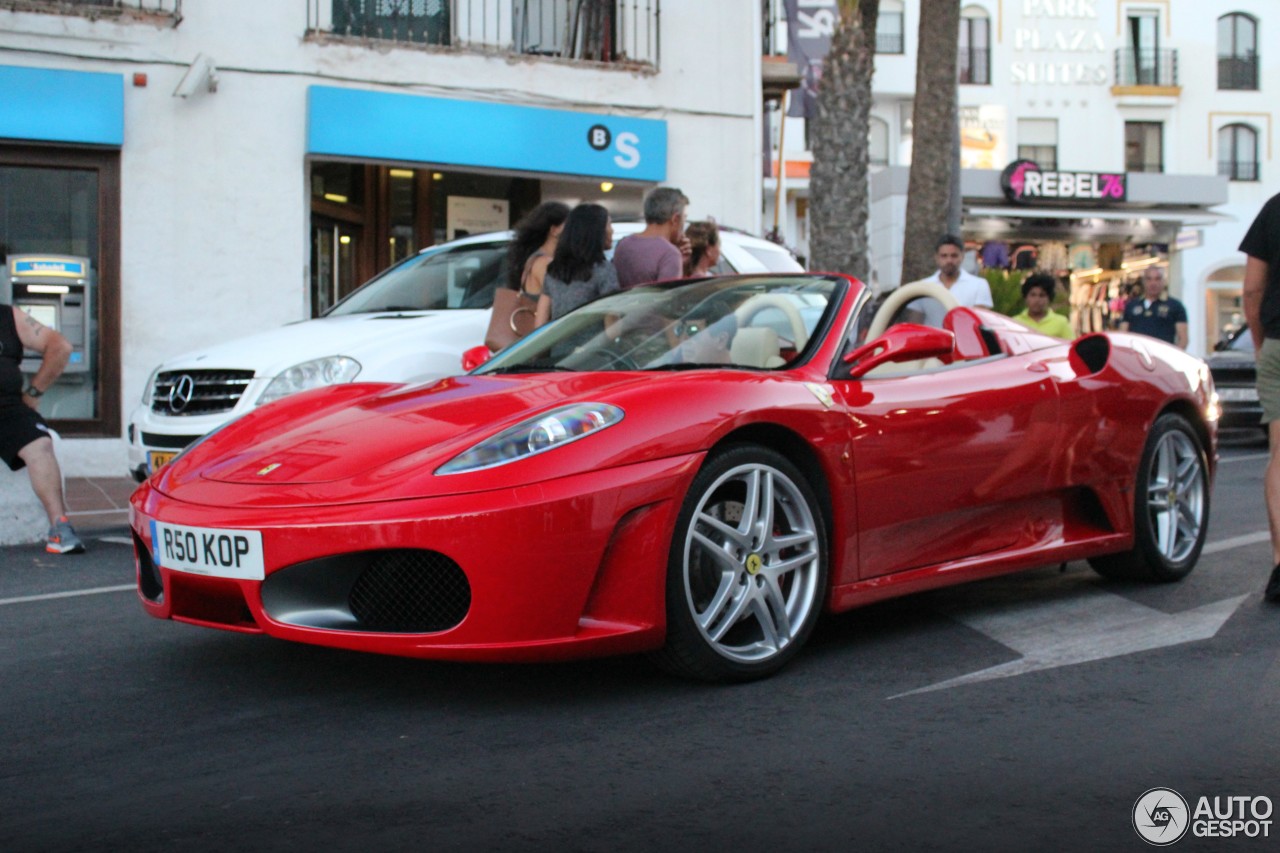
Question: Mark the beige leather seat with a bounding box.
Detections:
[731,327,784,368]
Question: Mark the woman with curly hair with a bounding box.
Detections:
[506,200,570,299]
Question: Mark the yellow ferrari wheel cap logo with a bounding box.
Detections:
[746,554,763,575]
[256,462,282,477]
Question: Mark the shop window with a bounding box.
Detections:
[876,1,905,54]
[869,116,890,166]
[311,161,364,207]
[959,7,991,85]
[1124,121,1163,173]
[1218,124,1259,182]
[1218,13,1258,90]
[0,147,120,436]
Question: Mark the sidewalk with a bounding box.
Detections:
[65,476,138,535]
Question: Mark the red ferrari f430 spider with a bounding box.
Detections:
[131,274,1217,681]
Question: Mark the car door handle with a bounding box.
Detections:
[1026,362,1050,373]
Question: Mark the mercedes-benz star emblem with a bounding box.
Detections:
[168,374,196,414]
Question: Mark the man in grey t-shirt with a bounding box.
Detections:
[614,186,690,288]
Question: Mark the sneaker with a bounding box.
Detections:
[1266,564,1280,603]
[46,516,86,555]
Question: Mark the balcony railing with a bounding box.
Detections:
[1218,55,1258,90]
[1219,160,1259,182]
[959,48,990,85]
[1114,48,1178,87]
[875,31,904,54]
[3,0,181,18]
[309,1,660,68]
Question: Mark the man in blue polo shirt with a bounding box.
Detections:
[1119,266,1187,349]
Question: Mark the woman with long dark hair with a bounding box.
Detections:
[505,200,570,297]
[535,203,619,326]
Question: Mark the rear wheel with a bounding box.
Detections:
[652,445,827,682]
[1089,413,1209,582]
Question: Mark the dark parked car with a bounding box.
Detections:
[1209,327,1264,433]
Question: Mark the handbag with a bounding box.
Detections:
[484,286,537,352]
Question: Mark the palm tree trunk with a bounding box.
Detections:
[901,0,961,283]
[808,0,879,281]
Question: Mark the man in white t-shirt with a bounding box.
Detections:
[907,235,994,326]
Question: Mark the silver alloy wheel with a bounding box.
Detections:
[681,462,822,664]
[1143,429,1206,563]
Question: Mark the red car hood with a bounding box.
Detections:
[192,373,649,486]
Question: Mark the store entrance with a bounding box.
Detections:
[310,217,362,316]
[307,159,643,317]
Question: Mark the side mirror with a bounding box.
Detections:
[462,345,492,372]
[843,324,956,379]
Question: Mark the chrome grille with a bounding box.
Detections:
[151,369,254,416]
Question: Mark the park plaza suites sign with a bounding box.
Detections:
[1012,0,1109,86]
[1001,159,1127,203]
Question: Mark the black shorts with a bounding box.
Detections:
[0,399,52,471]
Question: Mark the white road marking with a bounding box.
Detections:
[1220,452,1269,464]
[1201,531,1271,554]
[885,529,1271,697]
[0,585,136,607]
[98,536,134,546]
[892,583,1248,699]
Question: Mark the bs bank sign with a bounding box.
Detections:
[1001,158,1126,204]
[307,86,666,182]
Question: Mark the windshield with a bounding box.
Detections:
[475,275,844,374]
[327,240,508,315]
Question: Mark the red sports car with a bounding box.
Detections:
[130,274,1217,681]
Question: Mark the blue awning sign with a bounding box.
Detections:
[307,86,666,182]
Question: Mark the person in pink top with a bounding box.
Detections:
[613,186,690,288]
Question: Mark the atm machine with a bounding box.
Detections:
[2,254,96,419]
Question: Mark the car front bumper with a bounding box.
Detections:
[129,453,702,661]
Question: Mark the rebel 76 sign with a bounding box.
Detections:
[1001,159,1126,204]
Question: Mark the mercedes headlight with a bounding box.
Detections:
[437,403,624,475]
[257,356,361,405]
[142,367,160,404]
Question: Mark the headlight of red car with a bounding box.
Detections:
[436,403,624,475]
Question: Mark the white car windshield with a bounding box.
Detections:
[327,241,507,315]
[475,276,842,374]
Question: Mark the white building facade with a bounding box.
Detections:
[0,0,764,474]
[765,0,1277,357]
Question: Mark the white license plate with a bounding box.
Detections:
[151,521,265,580]
[1219,387,1259,402]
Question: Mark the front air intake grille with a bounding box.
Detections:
[151,369,254,416]
[348,550,471,632]
[140,432,201,450]
[134,530,163,602]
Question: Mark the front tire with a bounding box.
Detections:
[1089,413,1209,582]
[652,445,827,681]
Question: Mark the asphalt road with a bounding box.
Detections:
[3,433,1278,852]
